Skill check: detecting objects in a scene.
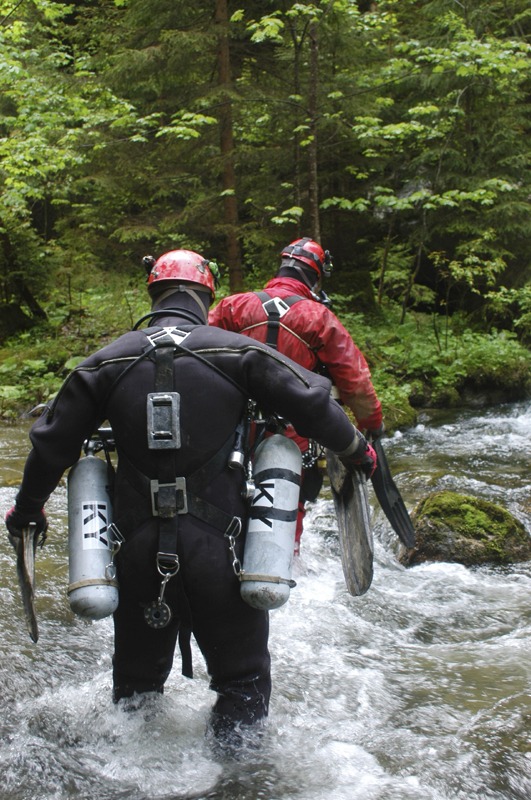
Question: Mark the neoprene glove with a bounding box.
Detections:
[5,506,48,541]
[340,442,378,479]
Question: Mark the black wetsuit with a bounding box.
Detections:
[15,309,356,738]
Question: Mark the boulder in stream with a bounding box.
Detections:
[400,490,531,567]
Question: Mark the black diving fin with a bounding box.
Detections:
[370,437,416,548]
[11,524,40,643]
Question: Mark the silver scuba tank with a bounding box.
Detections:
[67,448,119,620]
[240,434,302,610]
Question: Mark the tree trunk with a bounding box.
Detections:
[377,217,395,306]
[16,279,47,319]
[0,231,47,320]
[308,20,321,242]
[215,0,242,291]
[400,240,424,324]
[290,24,303,222]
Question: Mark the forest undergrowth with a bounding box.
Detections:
[0,270,529,428]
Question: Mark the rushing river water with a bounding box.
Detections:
[0,401,529,800]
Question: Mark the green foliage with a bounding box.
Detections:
[0,352,63,417]
[0,273,528,422]
[0,0,529,348]
[339,304,531,420]
[0,265,148,417]
[484,285,531,344]
[0,0,148,300]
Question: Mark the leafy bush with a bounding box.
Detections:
[0,277,529,423]
[340,305,531,420]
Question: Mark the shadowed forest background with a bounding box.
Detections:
[0,0,530,422]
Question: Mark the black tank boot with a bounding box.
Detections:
[207,672,270,757]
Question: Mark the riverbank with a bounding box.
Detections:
[0,271,529,426]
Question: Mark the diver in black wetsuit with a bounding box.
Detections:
[5,249,375,751]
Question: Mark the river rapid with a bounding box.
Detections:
[0,401,529,800]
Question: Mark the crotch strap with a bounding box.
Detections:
[143,340,195,674]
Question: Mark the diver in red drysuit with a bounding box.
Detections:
[209,238,384,551]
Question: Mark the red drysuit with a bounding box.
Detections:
[209,276,383,549]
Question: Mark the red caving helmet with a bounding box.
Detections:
[280,238,333,278]
[146,250,217,300]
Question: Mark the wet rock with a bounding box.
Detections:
[400,490,531,567]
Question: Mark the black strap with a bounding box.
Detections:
[94,323,249,425]
[152,343,195,677]
[153,345,179,564]
[117,433,236,533]
[256,292,305,350]
[179,626,193,678]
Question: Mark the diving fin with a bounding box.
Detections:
[326,450,373,596]
[12,525,40,643]
[370,438,416,548]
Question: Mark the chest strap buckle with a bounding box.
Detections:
[150,477,188,517]
[262,296,292,319]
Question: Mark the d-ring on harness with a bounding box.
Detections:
[145,550,180,629]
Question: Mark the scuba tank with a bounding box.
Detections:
[240,433,302,610]
[67,433,120,620]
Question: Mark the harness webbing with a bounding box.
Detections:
[152,343,179,553]
[122,329,243,679]
[255,291,305,350]
[118,434,236,534]
[151,342,196,677]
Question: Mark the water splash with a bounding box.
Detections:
[0,402,529,799]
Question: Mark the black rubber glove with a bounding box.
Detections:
[5,506,48,542]
[340,441,378,479]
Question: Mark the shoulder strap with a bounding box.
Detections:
[255,292,305,350]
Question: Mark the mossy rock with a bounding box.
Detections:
[400,490,531,567]
[430,386,462,408]
[384,400,417,434]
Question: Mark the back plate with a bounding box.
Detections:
[325,450,373,596]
